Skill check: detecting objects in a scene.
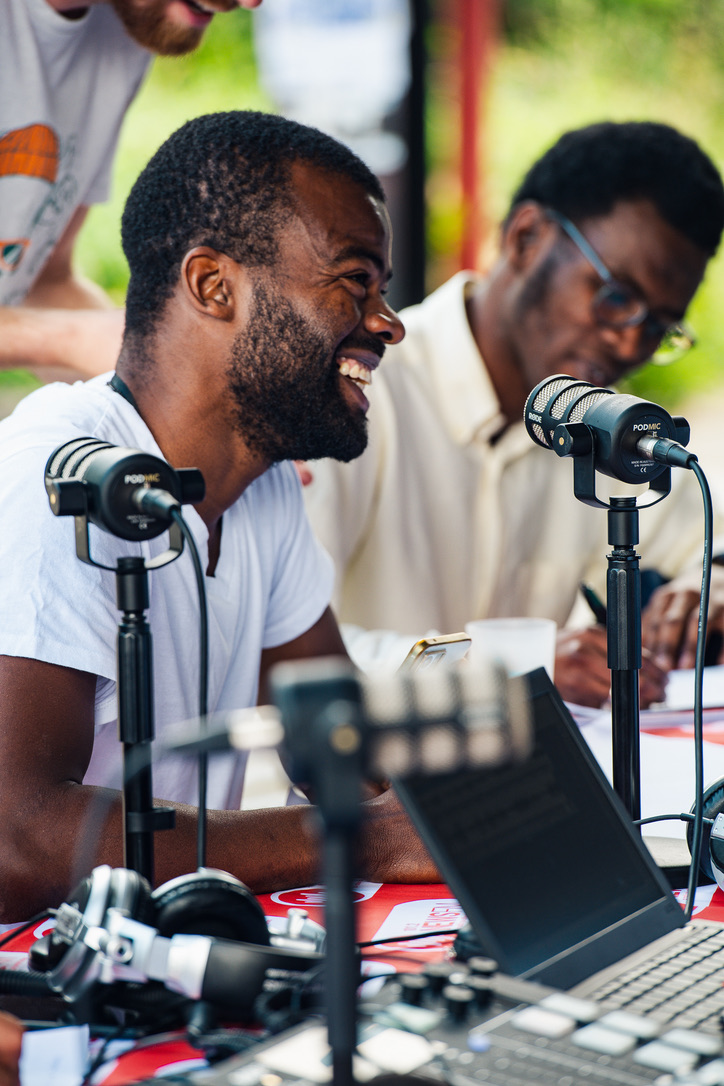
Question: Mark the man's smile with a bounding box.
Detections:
[336,349,380,411]
[337,357,374,388]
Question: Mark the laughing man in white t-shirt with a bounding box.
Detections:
[0,109,438,922]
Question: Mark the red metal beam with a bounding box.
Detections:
[459,0,499,270]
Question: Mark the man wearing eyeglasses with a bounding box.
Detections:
[303,120,724,709]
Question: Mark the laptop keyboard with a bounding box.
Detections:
[456,1010,724,1086]
[582,921,724,1032]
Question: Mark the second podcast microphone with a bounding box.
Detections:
[523,374,696,484]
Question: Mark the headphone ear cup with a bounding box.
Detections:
[107,867,155,925]
[687,777,724,883]
[152,868,270,945]
[30,865,154,973]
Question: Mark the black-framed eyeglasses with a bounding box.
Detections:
[546,208,696,365]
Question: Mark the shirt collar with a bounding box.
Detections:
[403,271,508,445]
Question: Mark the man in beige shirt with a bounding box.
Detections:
[304,120,724,708]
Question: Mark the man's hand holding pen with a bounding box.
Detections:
[641,566,724,672]
[555,625,612,708]
[550,584,668,709]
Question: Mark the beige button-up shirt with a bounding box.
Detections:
[304,272,713,638]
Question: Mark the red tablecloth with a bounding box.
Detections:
[3,878,724,1084]
[0,881,465,1083]
[3,879,724,1083]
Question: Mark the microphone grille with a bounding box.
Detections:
[530,375,572,414]
[527,375,580,448]
[566,388,611,423]
[359,661,529,777]
[528,420,547,447]
[45,438,113,481]
[525,376,615,450]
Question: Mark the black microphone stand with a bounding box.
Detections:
[115,556,175,883]
[606,497,642,823]
[566,451,675,822]
[64,510,186,882]
[45,445,206,881]
[316,702,364,1086]
[268,658,523,1086]
[272,665,366,1086]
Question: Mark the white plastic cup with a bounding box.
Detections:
[465,617,557,678]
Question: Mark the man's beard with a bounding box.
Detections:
[226,281,374,464]
[109,0,206,56]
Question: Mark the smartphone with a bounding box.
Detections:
[399,632,472,673]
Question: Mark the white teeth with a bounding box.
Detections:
[338,358,373,387]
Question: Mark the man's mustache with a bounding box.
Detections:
[336,334,386,362]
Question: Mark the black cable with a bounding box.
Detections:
[170,508,209,871]
[682,461,712,922]
[80,1022,130,1086]
[0,911,54,950]
[251,961,326,1034]
[0,969,54,999]
[357,927,463,948]
[635,813,713,827]
[631,462,713,915]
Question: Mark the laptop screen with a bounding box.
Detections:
[394,667,685,988]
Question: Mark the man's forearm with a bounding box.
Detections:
[0,785,322,923]
[0,305,124,381]
[0,781,437,923]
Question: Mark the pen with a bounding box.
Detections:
[580,582,607,625]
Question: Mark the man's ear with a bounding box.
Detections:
[502,201,554,272]
[181,247,240,321]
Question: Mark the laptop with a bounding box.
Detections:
[394,667,724,1003]
[186,668,724,1086]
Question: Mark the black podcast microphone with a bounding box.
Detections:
[523,374,696,484]
[45,437,205,541]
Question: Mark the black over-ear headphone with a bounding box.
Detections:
[687,777,724,885]
[28,865,324,1027]
[151,868,270,943]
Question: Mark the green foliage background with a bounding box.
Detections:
[10,0,724,412]
[74,14,267,301]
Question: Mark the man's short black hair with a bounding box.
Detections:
[121,110,385,339]
[507,120,724,256]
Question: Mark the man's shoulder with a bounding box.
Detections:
[0,375,130,463]
[4,0,149,62]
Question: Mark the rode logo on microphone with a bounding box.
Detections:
[124,472,161,485]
